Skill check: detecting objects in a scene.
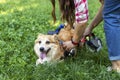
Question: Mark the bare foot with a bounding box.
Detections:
[111,60,120,73]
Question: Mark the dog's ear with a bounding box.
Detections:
[37,33,43,38]
[35,33,43,43]
[35,39,38,43]
[65,24,71,30]
[50,34,59,44]
[35,38,39,43]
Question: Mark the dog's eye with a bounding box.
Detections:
[39,41,41,44]
[46,41,50,44]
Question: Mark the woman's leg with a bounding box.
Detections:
[104,12,120,72]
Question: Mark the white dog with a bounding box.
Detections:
[34,34,64,65]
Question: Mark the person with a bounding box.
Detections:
[50,0,89,50]
[84,0,120,72]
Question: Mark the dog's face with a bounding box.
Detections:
[34,34,58,59]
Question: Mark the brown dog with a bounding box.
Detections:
[57,23,77,57]
[58,23,85,48]
[34,34,64,65]
[58,23,74,42]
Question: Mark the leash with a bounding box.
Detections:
[81,33,102,52]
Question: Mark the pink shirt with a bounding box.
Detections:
[74,0,89,23]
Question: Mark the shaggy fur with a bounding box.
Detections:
[34,34,64,65]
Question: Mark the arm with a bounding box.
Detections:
[72,22,87,43]
[83,2,104,36]
[63,22,87,50]
[88,5,103,30]
[63,0,88,49]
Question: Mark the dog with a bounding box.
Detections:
[58,23,74,42]
[57,23,77,57]
[34,34,64,65]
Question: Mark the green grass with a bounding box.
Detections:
[0,0,120,80]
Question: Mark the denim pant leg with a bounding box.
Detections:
[103,13,120,61]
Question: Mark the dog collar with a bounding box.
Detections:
[71,38,79,46]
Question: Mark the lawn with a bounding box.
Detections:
[0,0,120,80]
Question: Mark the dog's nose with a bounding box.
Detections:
[40,47,44,52]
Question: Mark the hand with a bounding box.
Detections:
[63,41,76,51]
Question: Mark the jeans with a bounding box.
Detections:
[103,9,120,60]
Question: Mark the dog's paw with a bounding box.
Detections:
[36,59,43,66]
